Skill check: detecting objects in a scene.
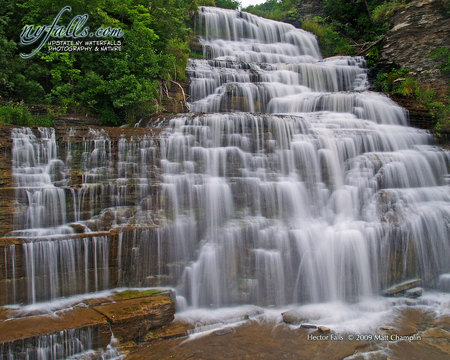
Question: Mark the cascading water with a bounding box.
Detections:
[2,5,450,358]
[163,6,449,307]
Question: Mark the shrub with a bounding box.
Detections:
[376,68,449,132]
[302,16,354,57]
[371,1,408,23]
[429,47,450,75]
[0,103,54,126]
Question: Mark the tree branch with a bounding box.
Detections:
[357,35,386,56]
[169,80,188,111]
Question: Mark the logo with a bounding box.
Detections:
[20,5,124,59]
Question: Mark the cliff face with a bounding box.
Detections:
[379,0,449,92]
[296,0,326,19]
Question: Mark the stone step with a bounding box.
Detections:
[0,289,175,359]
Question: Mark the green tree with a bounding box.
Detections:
[215,0,240,9]
[1,0,197,125]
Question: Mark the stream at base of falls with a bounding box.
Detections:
[2,5,449,359]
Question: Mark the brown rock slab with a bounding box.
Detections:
[124,302,450,360]
[93,295,175,342]
[317,326,330,333]
[421,328,450,355]
[0,307,11,321]
[0,289,176,359]
[0,307,110,344]
[145,322,194,342]
[126,321,370,360]
[379,325,395,331]
[300,324,317,329]
[213,328,234,336]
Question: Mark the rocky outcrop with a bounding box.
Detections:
[296,0,325,20]
[0,126,15,238]
[0,290,175,359]
[94,295,175,342]
[379,0,450,91]
[382,278,422,296]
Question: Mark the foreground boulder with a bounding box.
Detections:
[282,310,307,325]
[382,279,422,297]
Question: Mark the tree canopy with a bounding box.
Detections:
[0,0,197,125]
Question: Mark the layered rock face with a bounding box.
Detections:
[296,0,326,20]
[379,0,450,90]
[0,290,175,359]
[0,126,171,307]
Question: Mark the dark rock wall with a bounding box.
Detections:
[379,0,450,92]
[296,0,326,20]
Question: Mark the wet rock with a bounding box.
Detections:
[69,223,88,233]
[379,326,395,331]
[382,279,422,296]
[213,328,234,336]
[405,287,423,298]
[420,327,450,355]
[282,310,307,325]
[242,307,264,319]
[145,322,194,342]
[93,295,175,342]
[0,307,111,359]
[405,299,419,306]
[318,326,330,333]
[0,307,110,344]
[0,290,176,359]
[300,324,317,329]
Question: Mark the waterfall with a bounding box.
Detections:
[3,3,449,319]
[1,6,449,358]
[8,128,161,303]
[163,6,449,307]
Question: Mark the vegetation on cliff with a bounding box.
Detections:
[243,0,404,56]
[0,0,198,126]
[198,0,241,9]
[1,0,447,130]
[376,67,449,133]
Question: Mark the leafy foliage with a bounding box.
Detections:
[244,0,395,57]
[377,68,450,132]
[215,0,241,9]
[301,16,354,57]
[430,47,450,75]
[0,102,54,126]
[0,0,197,125]
[197,0,240,9]
[244,0,301,21]
[371,0,408,23]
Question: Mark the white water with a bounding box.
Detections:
[164,7,449,308]
[2,5,450,358]
[6,6,448,309]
